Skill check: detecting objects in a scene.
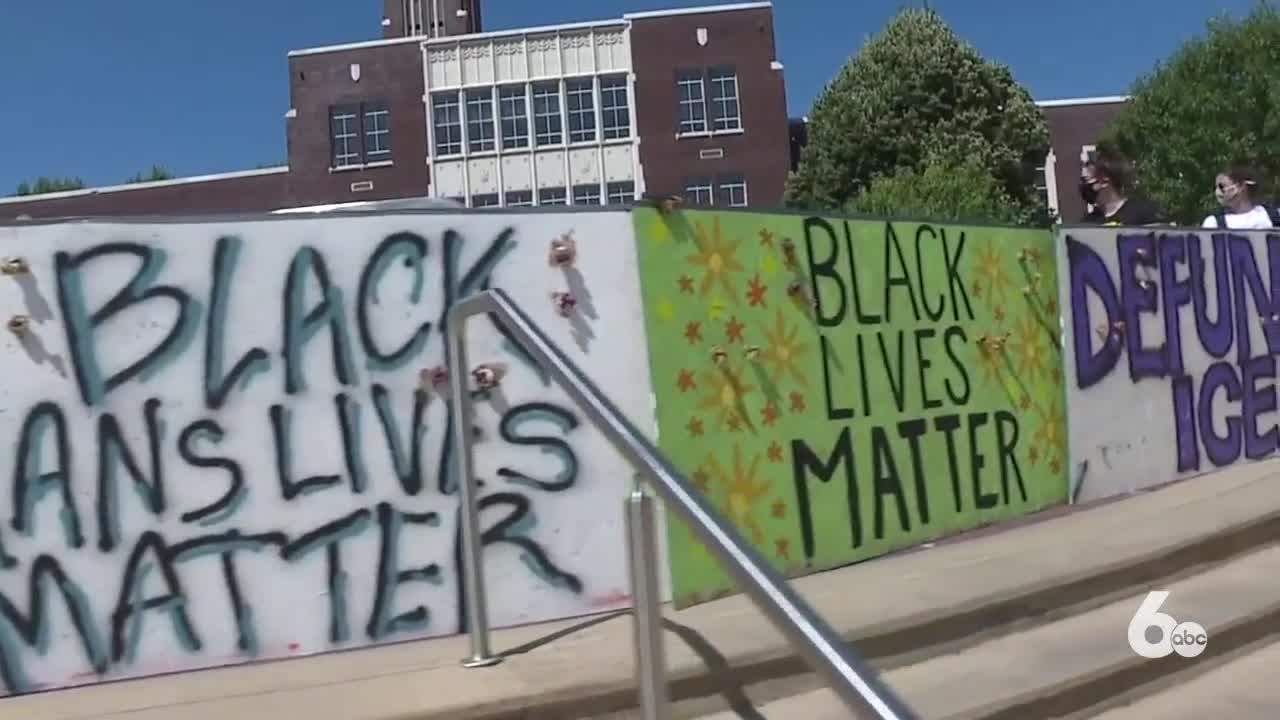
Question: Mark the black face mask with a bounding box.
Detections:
[1079,179,1099,205]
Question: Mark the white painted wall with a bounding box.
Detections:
[1059,227,1280,502]
[0,209,659,694]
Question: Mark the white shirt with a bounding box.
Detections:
[1201,206,1274,229]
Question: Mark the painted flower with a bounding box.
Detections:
[973,240,1010,303]
[687,218,745,303]
[761,308,812,387]
[1010,312,1047,381]
[697,364,755,431]
[703,444,771,545]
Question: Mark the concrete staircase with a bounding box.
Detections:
[12,462,1280,720]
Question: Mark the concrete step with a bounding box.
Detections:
[1087,640,1280,720]
[9,461,1280,720]
[692,542,1280,719]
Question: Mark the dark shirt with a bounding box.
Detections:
[1081,197,1164,226]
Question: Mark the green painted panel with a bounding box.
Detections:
[633,208,1069,607]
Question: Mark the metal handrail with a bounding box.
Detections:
[447,288,919,720]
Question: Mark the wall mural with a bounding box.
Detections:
[1059,226,1280,502]
[634,208,1068,607]
[0,210,657,695]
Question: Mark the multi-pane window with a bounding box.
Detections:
[600,76,631,140]
[466,89,496,152]
[539,187,567,205]
[566,78,596,143]
[607,181,636,205]
[471,193,500,208]
[432,93,463,156]
[684,178,714,205]
[708,68,742,132]
[330,101,393,168]
[677,71,708,134]
[499,87,529,150]
[362,102,391,161]
[717,176,748,207]
[532,82,562,146]
[330,106,361,167]
[572,184,601,205]
[505,190,534,207]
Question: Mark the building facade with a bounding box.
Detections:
[0,2,1124,223]
[0,2,789,220]
[422,20,641,208]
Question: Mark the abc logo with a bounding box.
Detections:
[1127,591,1208,659]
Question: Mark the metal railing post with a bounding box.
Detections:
[448,311,502,668]
[626,489,670,720]
[445,289,918,719]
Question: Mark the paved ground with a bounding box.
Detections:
[6,461,1280,720]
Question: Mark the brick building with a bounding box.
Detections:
[1036,96,1129,222]
[0,1,791,220]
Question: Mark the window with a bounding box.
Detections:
[572,184,601,205]
[533,82,563,146]
[362,102,392,161]
[600,76,631,140]
[607,181,636,205]
[330,105,361,167]
[709,68,742,132]
[505,190,533,207]
[330,101,393,168]
[566,78,596,143]
[539,187,567,205]
[466,89,496,153]
[471,193,500,208]
[684,178,713,205]
[499,87,529,150]
[677,70,707,134]
[432,93,463,156]
[717,175,748,207]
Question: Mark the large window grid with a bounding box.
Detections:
[466,89,496,153]
[675,66,743,136]
[432,76,631,157]
[565,78,597,143]
[330,101,393,168]
[431,94,463,156]
[499,86,529,150]
[532,82,563,146]
[600,75,630,140]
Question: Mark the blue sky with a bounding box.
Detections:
[0,0,1258,192]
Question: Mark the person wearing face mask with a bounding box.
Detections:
[1079,151,1164,226]
[1202,165,1280,230]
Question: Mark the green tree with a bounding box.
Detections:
[1103,3,1280,225]
[14,177,86,196]
[786,9,1049,223]
[846,154,1036,225]
[126,165,175,184]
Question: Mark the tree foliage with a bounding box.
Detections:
[786,9,1049,223]
[1102,3,1280,225]
[846,154,1032,225]
[14,177,85,196]
[126,165,175,184]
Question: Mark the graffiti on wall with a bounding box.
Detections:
[0,211,653,694]
[1060,226,1280,501]
[634,209,1067,607]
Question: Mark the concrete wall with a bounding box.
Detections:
[0,208,657,695]
[1059,226,1279,502]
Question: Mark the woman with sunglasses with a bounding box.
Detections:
[1202,165,1280,230]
